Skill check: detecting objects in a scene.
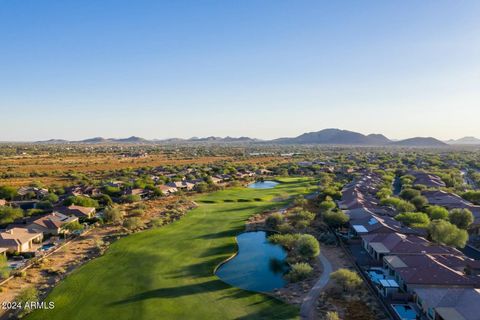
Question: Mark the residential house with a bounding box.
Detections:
[361,232,459,262]
[28,212,78,235]
[0,227,43,253]
[56,205,96,219]
[383,254,480,294]
[158,185,178,196]
[408,171,446,188]
[17,187,49,200]
[167,181,195,191]
[414,287,480,320]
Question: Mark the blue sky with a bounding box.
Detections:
[1,0,479,141]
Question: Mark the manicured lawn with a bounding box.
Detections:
[28,177,317,320]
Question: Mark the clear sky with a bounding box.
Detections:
[1,1,479,141]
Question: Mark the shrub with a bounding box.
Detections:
[268,233,300,250]
[331,268,362,291]
[150,217,163,227]
[121,194,141,203]
[103,206,123,224]
[123,217,144,230]
[323,210,349,229]
[287,262,313,282]
[296,234,320,260]
[130,209,145,217]
[325,311,340,320]
[265,213,283,230]
[16,287,39,317]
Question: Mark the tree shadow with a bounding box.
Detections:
[109,280,226,305]
[195,226,245,239]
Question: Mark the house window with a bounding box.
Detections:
[427,308,434,319]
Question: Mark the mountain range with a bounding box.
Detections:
[32,129,480,147]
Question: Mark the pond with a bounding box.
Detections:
[215,231,289,292]
[248,181,279,189]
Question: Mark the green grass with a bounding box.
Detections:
[28,177,317,320]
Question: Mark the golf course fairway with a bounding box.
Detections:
[28,178,317,320]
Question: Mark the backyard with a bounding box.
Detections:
[28,177,317,320]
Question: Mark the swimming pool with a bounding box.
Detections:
[392,304,418,320]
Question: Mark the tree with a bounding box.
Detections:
[319,200,336,212]
[395,212,430,228]
[429,220,468,248]
[331,268,362,291]
[396,200,416,213]
[265,213,283,230]
[293,196,308,208]
[0,186,17,200]
[42,193,59,203]
[63,196,99,208]
[400,188,421,201]
[461,190,480,205]
[195,182,209,193]
[103,206,123,224]
[323,210,349,229]
[0,255,9,278]
[410,195,428,211]
[0,206,24,225]
[449,208,474,230]
[296,234,320,260]
[93,194,113,207]
[63,221,83,233]
[426,206,449,220]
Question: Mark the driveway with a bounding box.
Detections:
[300,253,333,320]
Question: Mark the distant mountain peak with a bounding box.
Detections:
[447,136,480,145]
[391,137,447,147]
[273,128,391,145]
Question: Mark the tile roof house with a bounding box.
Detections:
[167,181,195,191]
[0,227,43,253]
[28,212,78,235]
[158,185,178,196]
[383,254,480,293]
[56,205,96,219]
[408,171,446,188]
[414,287,480,320]
[361,232,460,262]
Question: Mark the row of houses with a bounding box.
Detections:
[422,189,480,235]
[339,171,480,320]
[0,205,95,254]
[408,171,447,188]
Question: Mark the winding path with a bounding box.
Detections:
[300,253,333,320]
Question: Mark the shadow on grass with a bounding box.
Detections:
[109,280,227,305]
[199,243,235,257]
[195,226,245,239]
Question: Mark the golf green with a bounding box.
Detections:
[28,177,316,320]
